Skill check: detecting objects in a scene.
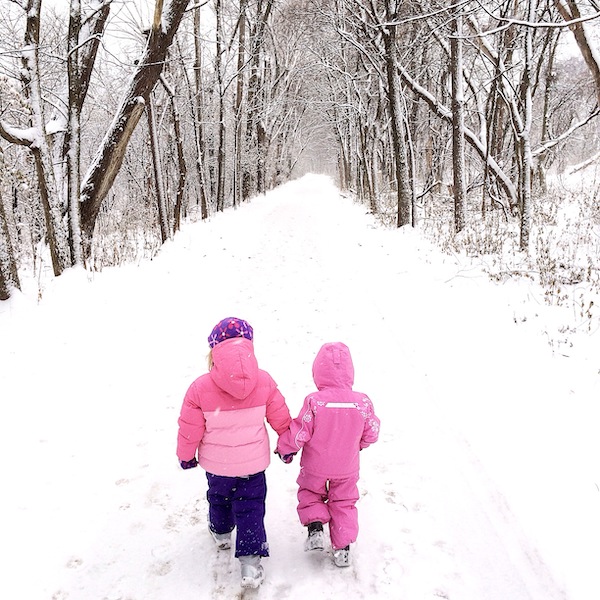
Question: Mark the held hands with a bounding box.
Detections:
[274,449,295,464]
[180,457,198,470]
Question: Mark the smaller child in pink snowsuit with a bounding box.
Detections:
[276,342,380,567]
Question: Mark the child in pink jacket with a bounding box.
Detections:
[177,317,291,589]
[276,342,380,567]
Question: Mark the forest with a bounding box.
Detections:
[1,0,599,315]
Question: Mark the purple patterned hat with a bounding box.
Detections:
[208,317,254,348]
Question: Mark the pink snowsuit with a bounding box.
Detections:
[177,337,291,476]
[276,342,380,550]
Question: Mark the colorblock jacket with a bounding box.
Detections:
[177,337,291,477]
[276,342,380,478]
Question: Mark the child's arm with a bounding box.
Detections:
[264,374,292,434]
[176,383,206,463]
[359,395,380,449]
[276,395,315,456]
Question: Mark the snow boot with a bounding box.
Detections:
[304,521,325,551]
[239,555,265,589]
[208,525,232,550]
[333,545,351,567]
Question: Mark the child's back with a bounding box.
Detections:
[281,342,378,478]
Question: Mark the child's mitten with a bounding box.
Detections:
[275,450,295,464]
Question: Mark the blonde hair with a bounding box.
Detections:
[207,349,214,370]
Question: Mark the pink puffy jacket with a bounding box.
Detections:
[177,338,291,477]
[276,342,380,478]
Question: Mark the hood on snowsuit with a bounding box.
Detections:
[312,342,355,391]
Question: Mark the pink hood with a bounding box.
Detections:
[312,342,354,390]
[210,337,259,399]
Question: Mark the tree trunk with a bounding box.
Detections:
[79,0,191,250]
[147,96,170,243]
[215,0,226,211]
[67,0,84,265]
[0,187,20,300]
[2,0,70,275]
[192,5,209,218]
[242,0,275,201]
[233,3,247,207]
[383,0,412,228]
[160,75,187,232]
[257,102,267,195]
[519,0,535,251]
[537,30,560,192]
[450,10,466,233]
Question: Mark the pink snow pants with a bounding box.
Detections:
[296,469,360,550]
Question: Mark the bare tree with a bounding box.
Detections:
[450,7,466,234]
[147,93,170,243]
[0,0,111,273]
[190,5,209,218]
[0,0,69,275]
[160,75,187,232]
[519,0,535,251]
[79,0,191,251]
[233,0,247,206]
[382,0,411,227]
[242,0,275,200]
[0,185,21,300]
[214,0,226,211]
[66,0,83,264]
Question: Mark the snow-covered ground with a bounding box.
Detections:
[1,174,598,599]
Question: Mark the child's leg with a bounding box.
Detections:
[296,469,330,525]
[327,475,360,550]
[206,473,235,534]
[231,471,269,557]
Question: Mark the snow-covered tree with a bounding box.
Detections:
[0,181,21,300]
[79,0,191,251]
[0,0,111,274]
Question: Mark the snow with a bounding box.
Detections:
[1,174,598,600]
[46,117,67,136]
[0,121,41,147]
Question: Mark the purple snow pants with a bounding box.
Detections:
[206,471,269,557]
[296,469,360,550]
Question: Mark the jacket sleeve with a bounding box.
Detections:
[276,395,315,455]
[264,374,292,435]
[176,381,206,461]
[359,395,380,450]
